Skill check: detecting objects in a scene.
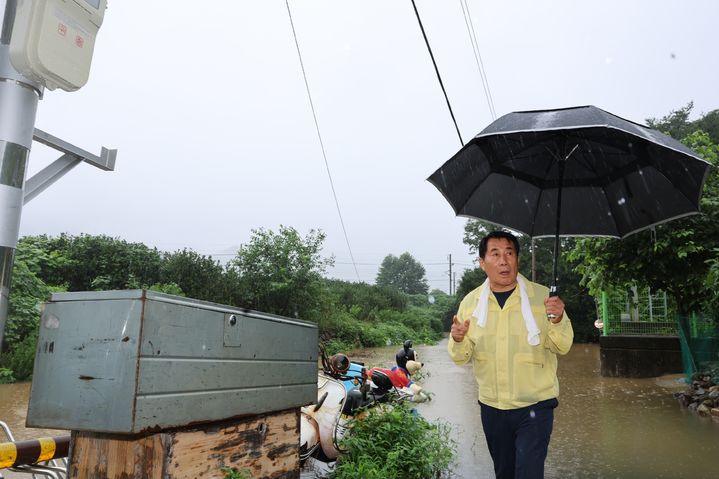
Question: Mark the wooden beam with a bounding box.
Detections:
[68,409,300,479]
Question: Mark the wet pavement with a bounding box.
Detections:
[414,339,719,479]
[414,338,495,478]
[4,340,719,478]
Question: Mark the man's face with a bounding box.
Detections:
[479,238,519,292]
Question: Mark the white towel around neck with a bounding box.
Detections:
[471,276,541,346]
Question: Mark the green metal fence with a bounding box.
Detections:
[599,287,678,336]
[599,287,719,381]
[678,312,719,382]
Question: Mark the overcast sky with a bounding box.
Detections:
[17,0,719,293]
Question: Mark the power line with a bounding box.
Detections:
[285,0,361,281]
[410,0,464,146]
[460,0,497,120]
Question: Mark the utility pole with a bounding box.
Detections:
[0,0,113,348]
[447,253,453,295]
[453,272,457,297]
[0,0,42,347]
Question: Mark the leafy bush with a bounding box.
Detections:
[5,260,52,348]
[333,402,455,479]
[326,279,408,320]
[148,282,185,296]
[27,233,163,292]
[0,367,15,384]
[221,467,250,479]
[0,333,38,381]
[230,226,334,321]
[324,338,355,355]
[372,322,415,346]
[356,323,390,348]
[160,249,224,302]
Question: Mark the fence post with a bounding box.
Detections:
[690,312,698,338]
[601,291,609,336]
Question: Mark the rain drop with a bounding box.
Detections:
[529,410,536,419]
[617,197,626,205]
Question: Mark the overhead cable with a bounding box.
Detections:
[460,0,497,119]
[410,0,464,146]
[285,0,361,281]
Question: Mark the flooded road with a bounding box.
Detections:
[3,340,719,478]
[415,339,719,479]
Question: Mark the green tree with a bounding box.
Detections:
[0,240,64,378]
[229,226,333,320]
[3,260,51,352]
[375,252,429,295]
[159,249,226,303]
[325,279,407,321]
[646,102,696,142]
[26,234,162,291]
[15,235,70,287]
[695,109,719,144]
[647,102,719,144]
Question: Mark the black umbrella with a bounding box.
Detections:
[428,105,712,295]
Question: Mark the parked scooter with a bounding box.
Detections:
[300,346,410,469]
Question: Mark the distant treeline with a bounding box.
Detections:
[0,228,449,383]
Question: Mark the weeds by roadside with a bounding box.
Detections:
[333,401,455,479]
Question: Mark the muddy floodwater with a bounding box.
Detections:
[354,339,719,479]
[3,340,719,478]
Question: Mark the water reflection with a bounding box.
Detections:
[549,344,718,479]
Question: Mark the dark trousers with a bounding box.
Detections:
[479,398,558,479]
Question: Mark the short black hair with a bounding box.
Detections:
[479,231,520,259]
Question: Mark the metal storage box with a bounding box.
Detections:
[27,290,318,433]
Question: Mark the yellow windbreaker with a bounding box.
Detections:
[448,274,573,409]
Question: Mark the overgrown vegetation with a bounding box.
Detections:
[0,227,444,380]
[333,402,455,479]
[221,467,251,479]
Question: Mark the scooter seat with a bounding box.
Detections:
[370,370,394,393]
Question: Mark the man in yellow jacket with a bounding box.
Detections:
[448,231,573,479]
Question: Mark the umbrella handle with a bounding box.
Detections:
[547,285,559,320]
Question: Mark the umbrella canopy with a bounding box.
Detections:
[428,105,712,291]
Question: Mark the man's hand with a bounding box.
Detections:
[544,296,565,324]
[451,315,470,342]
